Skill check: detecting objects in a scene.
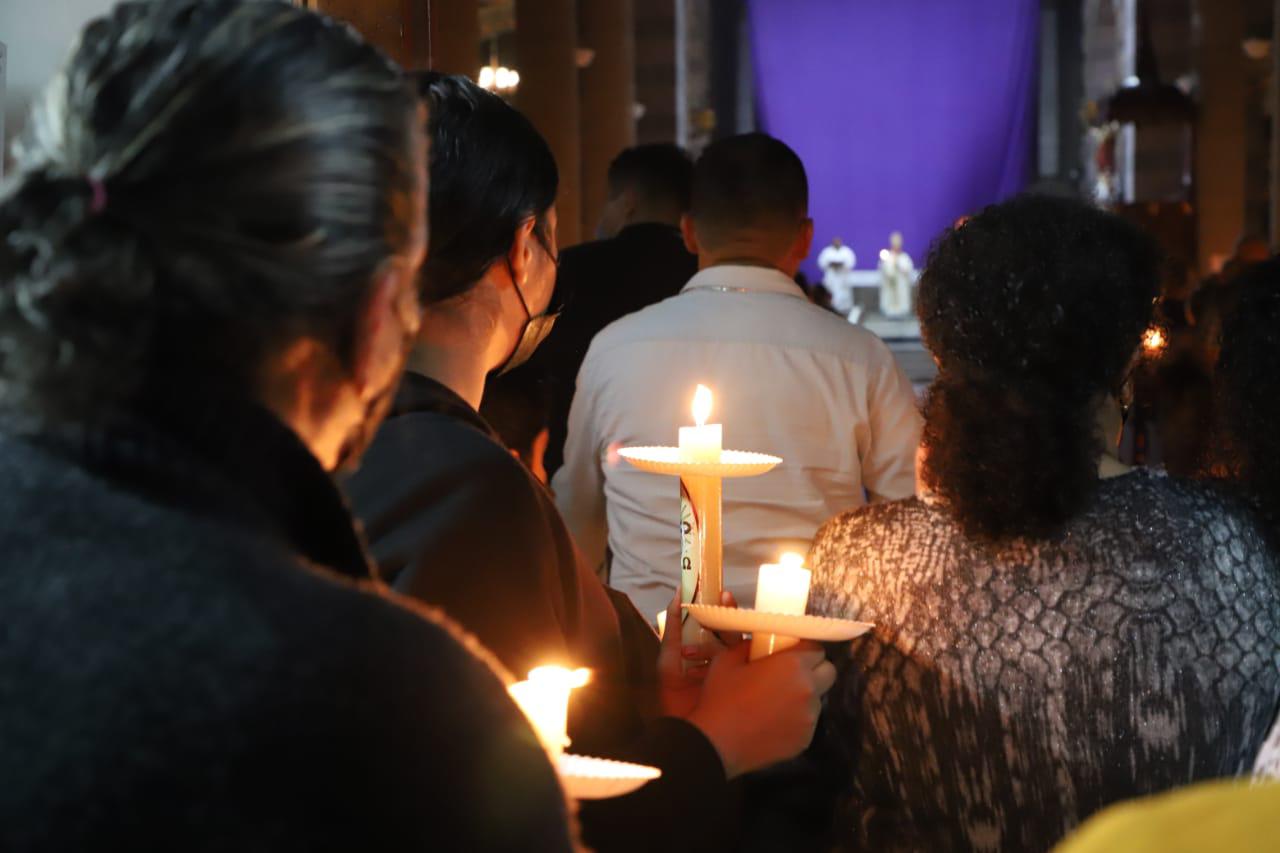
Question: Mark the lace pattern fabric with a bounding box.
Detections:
[810,470,1280,852]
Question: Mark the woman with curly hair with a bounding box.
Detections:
[807,195,1280,851]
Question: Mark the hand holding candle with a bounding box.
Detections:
[508,666,591,756]
[618,383,782,669]
[749,552,812,660]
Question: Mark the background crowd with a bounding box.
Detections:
[0,2,1277,852]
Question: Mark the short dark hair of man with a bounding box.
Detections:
[606,143,694,212]
[689,133,808,245]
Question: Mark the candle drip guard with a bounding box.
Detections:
[618,446,782,661]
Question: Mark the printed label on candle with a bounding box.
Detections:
[680,477,699,623]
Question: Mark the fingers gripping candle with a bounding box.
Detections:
[678,385,723,657]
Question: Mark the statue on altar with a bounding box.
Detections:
[817,237,857,316]
[877,231,914,319]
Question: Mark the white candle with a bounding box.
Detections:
[508,666,590,756]
[678,384,722,463]
[749,552,812,660]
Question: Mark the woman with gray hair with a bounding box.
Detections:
[0,2,571,850]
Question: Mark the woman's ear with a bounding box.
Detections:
[506,217,539,290]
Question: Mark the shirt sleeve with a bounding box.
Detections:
[553,351,611,577]
[858,345,922,503]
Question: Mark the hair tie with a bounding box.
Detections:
[88,177,108,215]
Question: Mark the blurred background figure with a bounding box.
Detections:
[527,142,698,479]
[481,367,553,485]
[817,236,857,317]
[876,230,914,319]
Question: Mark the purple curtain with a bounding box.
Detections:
[748,0,1039,277]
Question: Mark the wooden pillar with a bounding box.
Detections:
[634,0,679,144]
[418,0,480,75]
[516,0,583,247]
[1196,0,1248,274]
[308,0,413,68]
[579,0,636,240]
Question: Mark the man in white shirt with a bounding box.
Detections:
[553,133,922,618]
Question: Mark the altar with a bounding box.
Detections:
[842,270,922,341]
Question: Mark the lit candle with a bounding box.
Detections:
[749,552,812,660]
[676,385,724,661]
[656,609,667,640]
[508,666,591,757]
[678,384,722,463]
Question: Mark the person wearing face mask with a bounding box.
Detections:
[0,4,574,851]
[346,73,837,853]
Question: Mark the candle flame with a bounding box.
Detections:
[779,552,806,569]
[692,384,713,427]
[527,665,591,689]
[1143,326,1166,353]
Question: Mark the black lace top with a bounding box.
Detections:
[809,470,1280,852]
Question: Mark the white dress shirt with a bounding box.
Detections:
[553,264,922,618]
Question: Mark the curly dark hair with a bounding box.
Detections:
[0,0,420,419]
[918,195,1160,541]
[1215,259,1280,549]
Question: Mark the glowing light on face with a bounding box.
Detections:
[1143,327,1166,353]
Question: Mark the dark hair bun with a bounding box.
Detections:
[918,195,1160,540]
[0,0,419,420]
[0,170,156,411]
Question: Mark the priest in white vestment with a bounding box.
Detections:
[878,231,914,319]
[818,237,857,315]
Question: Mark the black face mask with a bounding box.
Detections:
[492,232,564,376]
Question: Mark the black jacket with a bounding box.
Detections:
[0,387,572,852]
[527,222,697,478]
[347,372,736,853]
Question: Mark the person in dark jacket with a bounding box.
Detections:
[526,143,698,479]
[0,4,572,851]
[346,73,836,853]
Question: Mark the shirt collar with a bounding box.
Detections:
[680,264,807,299]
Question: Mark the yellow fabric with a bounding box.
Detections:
[1055,781,1280,853]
